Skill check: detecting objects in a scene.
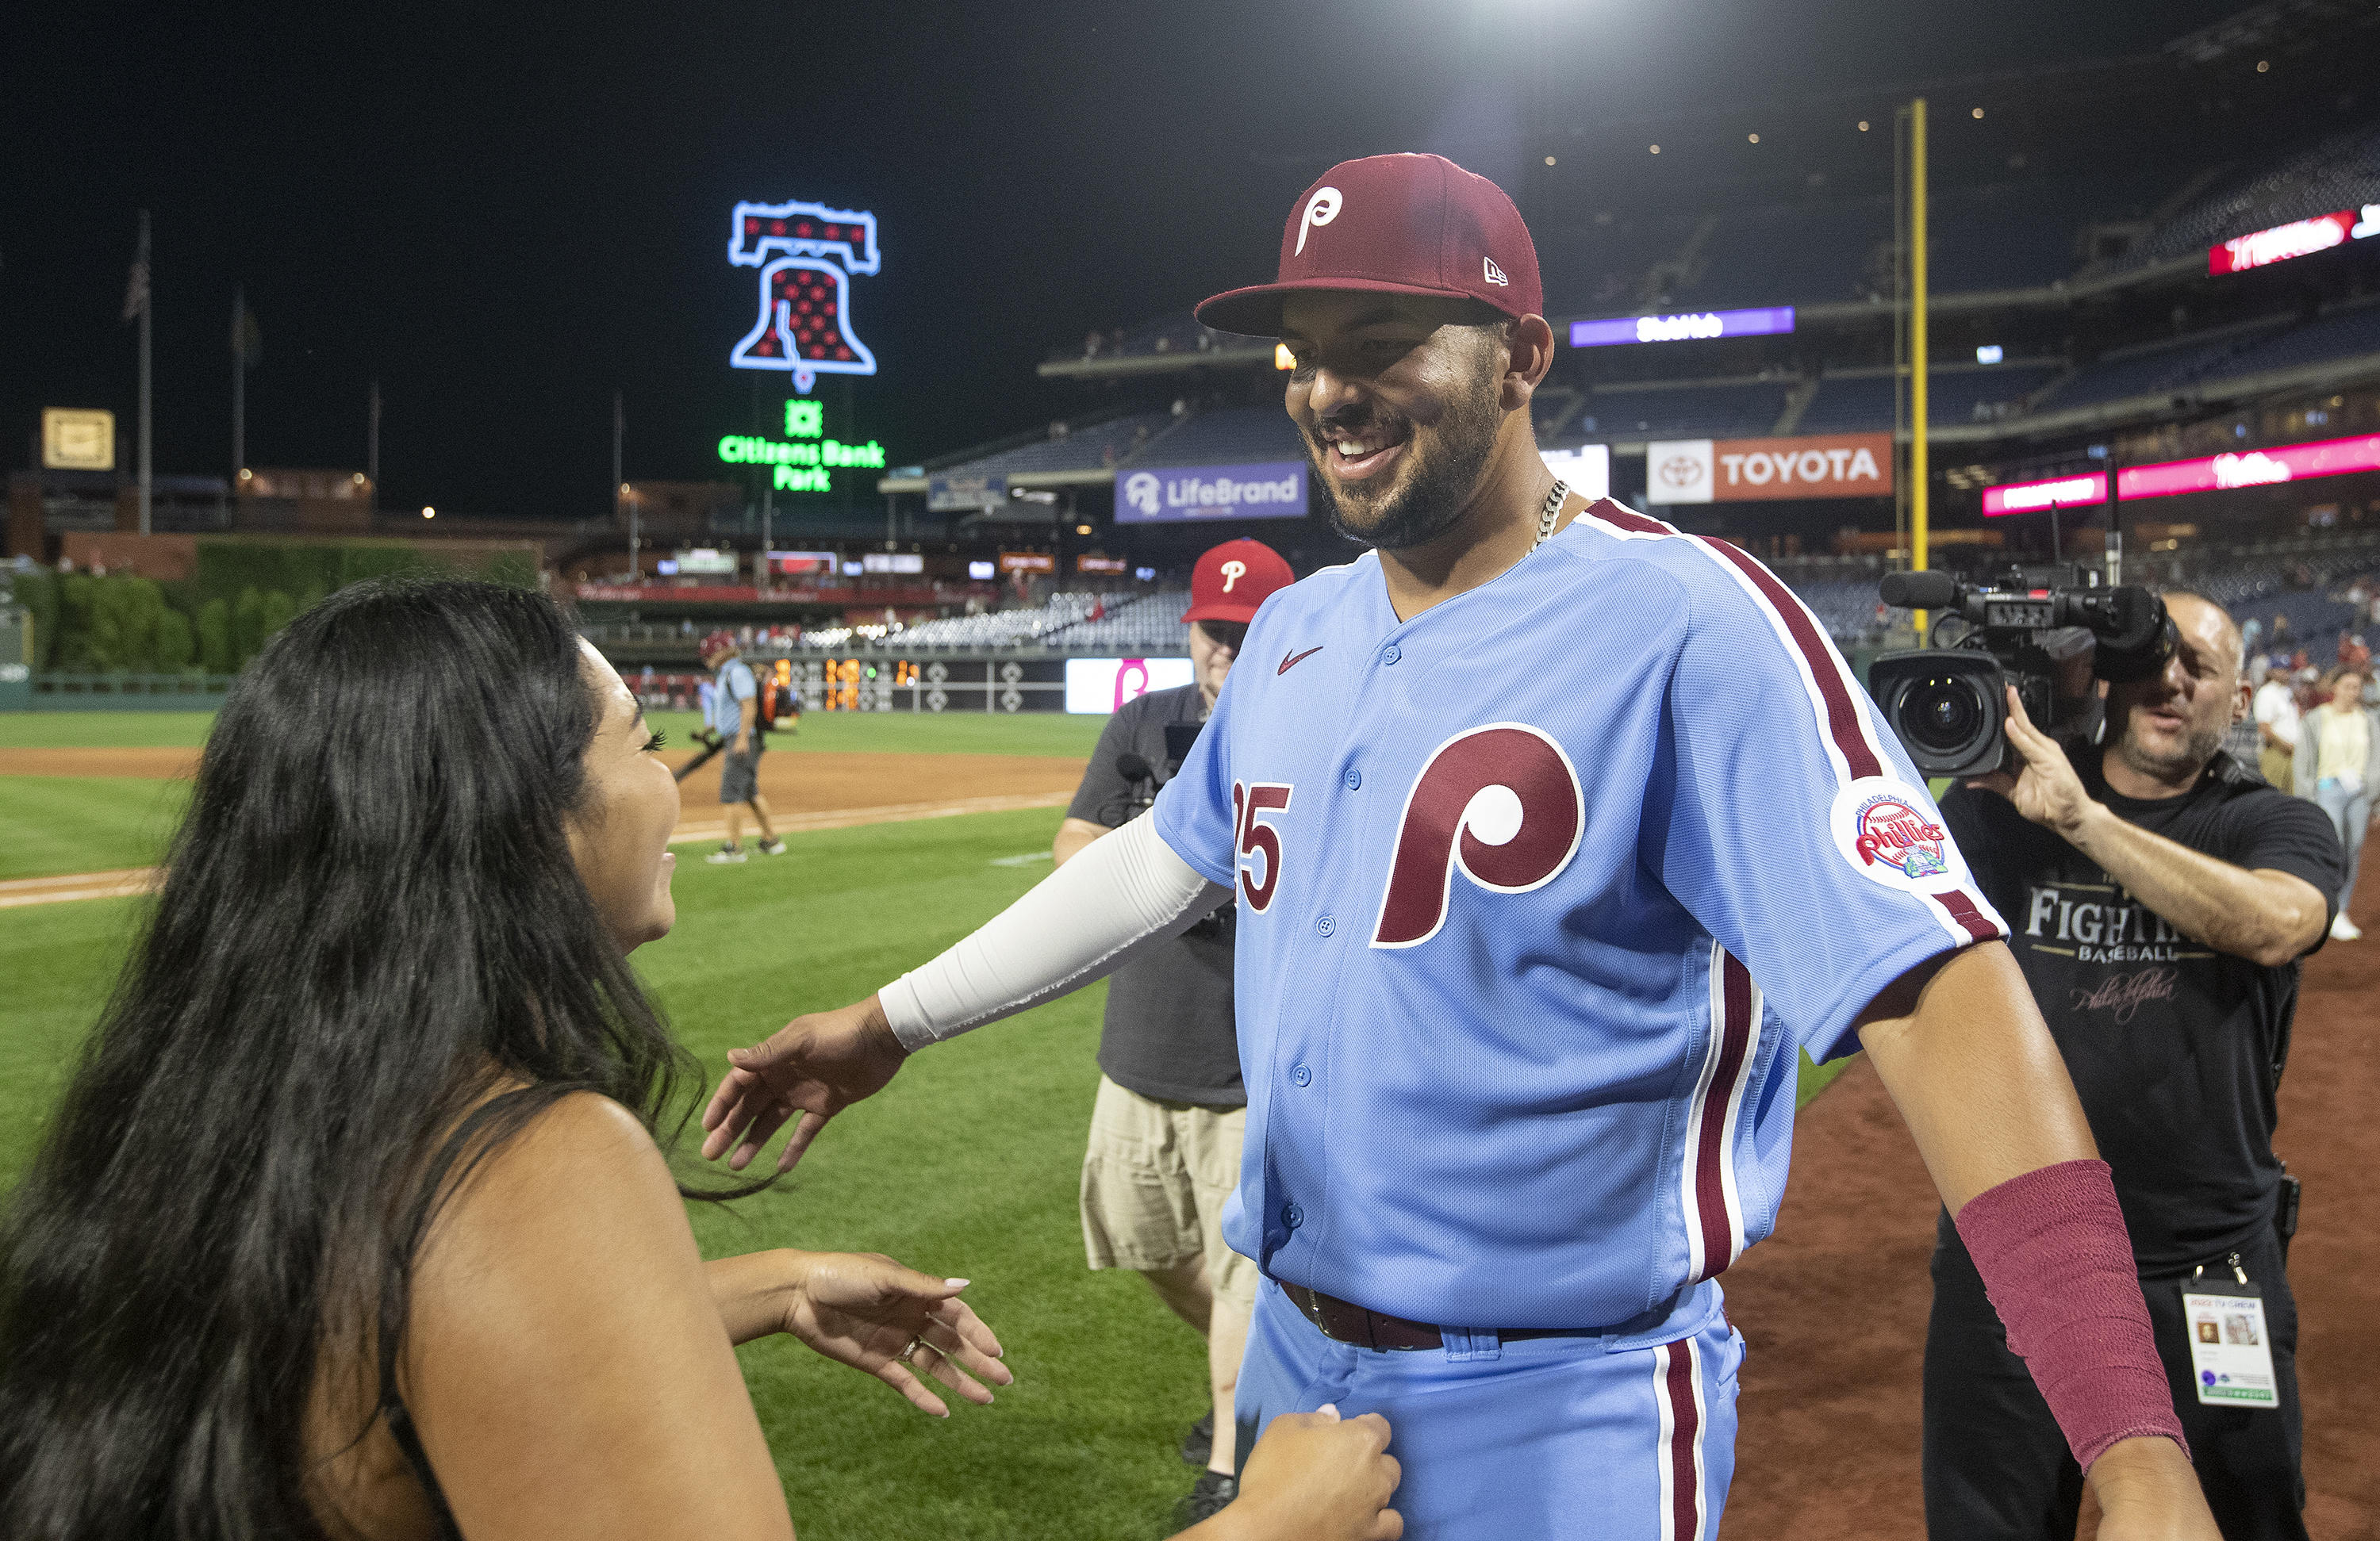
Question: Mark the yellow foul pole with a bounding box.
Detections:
[1910,97,1929,582]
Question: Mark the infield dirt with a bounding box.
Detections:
[0,745,1091,847]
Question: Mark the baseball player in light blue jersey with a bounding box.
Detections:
[702,155,2216,1541]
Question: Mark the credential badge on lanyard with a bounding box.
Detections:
[2180,1252,2278,1409]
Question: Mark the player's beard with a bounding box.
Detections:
[1308,350,1507,554]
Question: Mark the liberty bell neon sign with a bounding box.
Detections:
[727,199,879,394]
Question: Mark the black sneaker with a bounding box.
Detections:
[757,837,787,856]
[1180,1409,1213,1466]
[1172,1470,1237,1533]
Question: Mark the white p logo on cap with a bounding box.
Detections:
[1219,559,1248,592]
[1296,186,1342,256]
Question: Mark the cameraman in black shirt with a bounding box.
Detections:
[1925,592,2344,1541]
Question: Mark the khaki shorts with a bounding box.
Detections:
[1081,1075,1257,1313]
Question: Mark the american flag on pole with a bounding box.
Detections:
[121,243,150,324]
[120,261,149,322]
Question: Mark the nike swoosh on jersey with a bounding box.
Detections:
[1277,646,1325,675]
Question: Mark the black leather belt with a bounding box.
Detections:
[1279,1282,1601,1352]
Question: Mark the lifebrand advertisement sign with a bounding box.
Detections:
[1645,431,1893,504]
[1115,461,1307,523]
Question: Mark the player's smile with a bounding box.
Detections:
[1320,417,1411,481]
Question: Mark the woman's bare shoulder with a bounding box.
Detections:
[401,1092,792,1538]
[414,1091,686,1288]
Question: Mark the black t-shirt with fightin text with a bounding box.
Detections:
[1939,753,2343,1270]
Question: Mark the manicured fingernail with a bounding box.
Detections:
[945,1278,969,1288]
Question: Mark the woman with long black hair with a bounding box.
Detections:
[0,580,1400,1540]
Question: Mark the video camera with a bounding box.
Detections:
[1867,565,2177,777]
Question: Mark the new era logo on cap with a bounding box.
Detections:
[1196,152,1543,336]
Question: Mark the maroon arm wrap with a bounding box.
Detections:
[1953,1158,2189,1470]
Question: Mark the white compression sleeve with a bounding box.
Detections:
[877,815,1233,1052]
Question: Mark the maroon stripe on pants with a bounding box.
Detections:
[1692,953,1755,1282]
[1935,888,2005,943]
[1665,1341,1702,1540]
[1697,539,1885,781]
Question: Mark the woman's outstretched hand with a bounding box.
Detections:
[712,1249,1012,1418]
[1186,1405,1403,1541]
[700,995,908,1172]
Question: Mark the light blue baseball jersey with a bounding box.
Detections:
[1150,499,2008,1331]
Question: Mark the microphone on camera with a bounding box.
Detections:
[1878,570,1960,610]
[1116,752,1154,784]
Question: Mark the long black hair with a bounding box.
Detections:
[0,579,727,1539]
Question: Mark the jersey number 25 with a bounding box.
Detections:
[1231,780,1293,911]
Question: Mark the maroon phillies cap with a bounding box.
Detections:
[1181,539,1294,625]
[1195,153,1542,337]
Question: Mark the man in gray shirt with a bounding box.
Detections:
[1050,539,1292,1530]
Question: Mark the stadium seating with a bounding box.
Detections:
[1795,366,2065,434]
[924,412,1177,482]
[1127,406,1305,465]
[2216,297,2380,379]
[2110,121,2380,274]
[829,589,1192,653]
[2041,317,2296,410]
[1582,381,1792,438]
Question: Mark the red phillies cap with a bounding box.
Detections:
[1195,153,1542,337]
[1181,539,1294,625]
[698,630,736,659]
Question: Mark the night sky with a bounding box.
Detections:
[5,1,2246,521]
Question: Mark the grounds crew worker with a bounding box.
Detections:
[698,631,785,864]
[1926,592,2344,1541]
[1050,539,1293,1530]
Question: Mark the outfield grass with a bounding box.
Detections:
[0,776,191,880]
[0,710,1098,884]
[0,709,1104,758]
[0,712,221,749]
[0,801,1855,1537]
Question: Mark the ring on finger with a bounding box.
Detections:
[899,1336,924,1364]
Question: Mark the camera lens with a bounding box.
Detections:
[1902,676,1986,756]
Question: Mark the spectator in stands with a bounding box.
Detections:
[2295,669,2375,941]
[1929,591,2342,1539]
[1048,539,1296,1531]
[2271,613,2295,654]
[2255,659,2303,791]
[699,631,785,864]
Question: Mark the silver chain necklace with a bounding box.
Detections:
[1530,479,1569,554]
